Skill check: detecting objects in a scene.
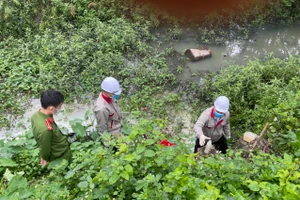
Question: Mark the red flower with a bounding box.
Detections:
[160,140,175,147]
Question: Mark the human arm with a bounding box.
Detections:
[223,112,231,139]
[38,130,52,162]
[194,112,211,145]
[95,108,109,135]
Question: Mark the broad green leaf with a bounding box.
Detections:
[248,182,260,192]
[125,154,135,162]
[0,158,18,167]
[156,173,162,181]
[5,139,25,147]
[90,182,95,189]
[71,142,81,147]
[70,119,86,137]
[87,176,93,183]
[227,184,237,193]
[109,173,120,184]
[296,132,300,140]
[144,149,155,157]
[2,188,34,200]
[155,157,164,166]
[3,169,24,183]
[3,168,14,182]
[203,157,216,166]
[119,143,127,153]
[285,182,298,195]
[294,149,300,157]
[47,159,68,170]
[135,180,148,191]
[176,155,187,163]
[78,181,88,189]
[187,156,196,165]
[30,148,39,157]
[291,141,300,148]
[0,147,14,158]
[129,130,138,140]
[145,139,156,146]
[125,164,133,175]
[136,145,146,154]
[164,186,173,193]
[13,188,34,199]
[135,181,145,191]
[74,163,85,171]
[120,170,129,180]
[174,168,183,177]
[7,176,28,192]
[65,170,75,179]
[12,0,20,6]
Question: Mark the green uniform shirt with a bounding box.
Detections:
[31,110,71,162]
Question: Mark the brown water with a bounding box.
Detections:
[170,23,300,81]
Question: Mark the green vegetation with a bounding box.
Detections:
[201,56,300,156]
[1,120,300,199]
[1,0,300,199]
[0,1,176,127]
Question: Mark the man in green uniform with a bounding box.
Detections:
[31,89,71,166]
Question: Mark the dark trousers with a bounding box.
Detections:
[112,146,119,154]
[194,135,228,154]
[98,137,119,154]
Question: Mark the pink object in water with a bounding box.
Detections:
[184,47,212,62]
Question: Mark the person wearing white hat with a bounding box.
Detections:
[95,77,123,145]
[193,96,231,154]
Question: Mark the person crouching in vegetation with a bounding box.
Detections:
[95,77,123,152]
[194,96,231,154]
[31,89,72,166]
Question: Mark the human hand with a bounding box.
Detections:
[68,132,77,143]
[68,132,76,137]
[40,158,47,166]
[225,134,231,140]
[199,134,211,146]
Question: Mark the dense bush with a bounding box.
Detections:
[1,119,300,199]
[0,14,175,127]
[200,56,300,156]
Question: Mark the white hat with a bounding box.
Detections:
[214,96,229,113]
[101,77,122,95]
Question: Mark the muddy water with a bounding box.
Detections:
[171,23,300,81]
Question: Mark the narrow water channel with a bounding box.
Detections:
[170,23,300,81]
